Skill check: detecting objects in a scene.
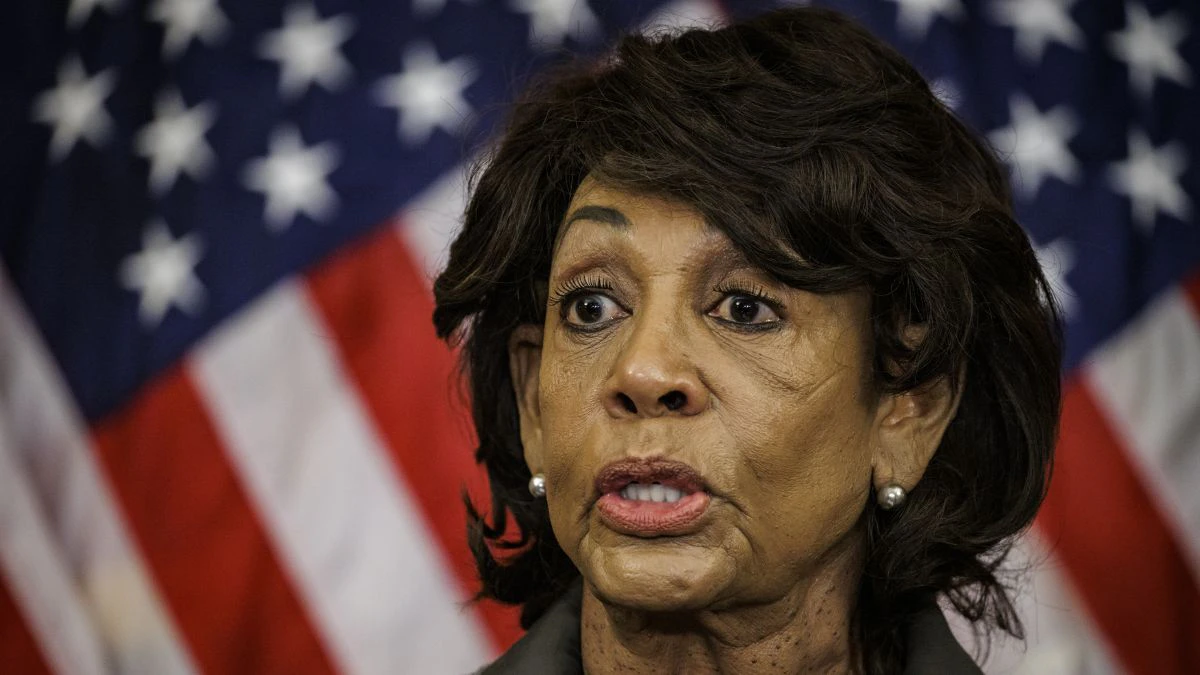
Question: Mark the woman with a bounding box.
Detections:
[434,6,1061,674]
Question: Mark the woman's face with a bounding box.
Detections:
[510,180,930,612]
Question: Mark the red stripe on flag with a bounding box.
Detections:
[305,222,523,652]
[1037,375,1200,674]
[0,574,52,675]
[1182,270,1200,315]
[91,366,339,675]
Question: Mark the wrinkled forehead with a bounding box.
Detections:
[551,178,739,272]
[556,177,713,232]
[556,176,818,280]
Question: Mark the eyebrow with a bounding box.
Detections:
[562,205,630,229]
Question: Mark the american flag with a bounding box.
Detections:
[0,0,1195,673]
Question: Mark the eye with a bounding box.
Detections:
[564,293,625,327]
[709,294,781,325]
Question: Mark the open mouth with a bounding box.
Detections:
[594,457,712,537]
[618,483,688,503]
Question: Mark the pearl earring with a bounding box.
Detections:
[528,473,546,498]
[877,484,907,510]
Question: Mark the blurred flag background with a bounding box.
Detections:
[0,0,1196,673]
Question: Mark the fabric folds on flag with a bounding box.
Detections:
[0,0,1196,673]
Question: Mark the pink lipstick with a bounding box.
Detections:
[594,457,712,537]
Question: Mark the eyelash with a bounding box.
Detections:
[711,281,782,308]
[547,276,614,310]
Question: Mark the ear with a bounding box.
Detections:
[871,373,962,495]
[508,323,545,474]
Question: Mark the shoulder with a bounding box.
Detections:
[478,583,584,675]
[902,605,984,675]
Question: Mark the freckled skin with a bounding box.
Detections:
[508,180,952,673]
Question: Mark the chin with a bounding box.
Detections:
[583,541,738,613]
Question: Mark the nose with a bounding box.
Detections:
[603,317,709,419]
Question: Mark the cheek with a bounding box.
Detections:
[723,358,875,536]
[739,388,871,478]
[539,350,602,460]
[537,351,606,544]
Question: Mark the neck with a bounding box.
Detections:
[579,542,862,675]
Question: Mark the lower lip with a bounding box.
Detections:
[596,491,712,537]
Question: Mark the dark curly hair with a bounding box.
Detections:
[432,6,1061,673]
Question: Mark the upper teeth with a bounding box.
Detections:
[619,482,684,503]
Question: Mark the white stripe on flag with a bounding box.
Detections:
[948,533,1122,675]
[189,280,492,675]
[1085,287,1200,578]
[398,160,472,284]
[0,272,199,675]
[0,419,105,675]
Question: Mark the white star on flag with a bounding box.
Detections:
[257,3,356,99]
[66,0,123,28]
[1033,237,1078,318]
[135,90,218,195]
[118,219,206,328]
[149,0,229,60]
[373,42,477,145]
[1108,130,1192,232]
[1107,3,1192,100]
[242,125,341,231]
[931,77,962,110]
[885,0,964,40]
[988,94,1080,200]
[31,56,116,161]
[989,0,1084,64]
[510,0,601,49]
